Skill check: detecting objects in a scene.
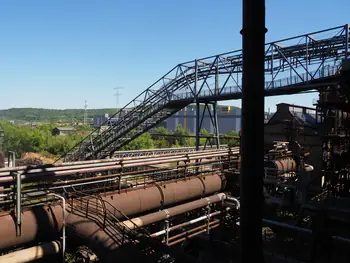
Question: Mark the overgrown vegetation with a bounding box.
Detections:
[0,121,89,159]
[0,121,239,161]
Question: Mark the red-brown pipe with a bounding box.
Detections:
[0,173,223,251]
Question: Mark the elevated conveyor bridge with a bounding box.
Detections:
[61,25,349,162]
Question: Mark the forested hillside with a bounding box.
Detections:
[0,108,118,122]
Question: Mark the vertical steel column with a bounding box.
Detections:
[306,36,309,81]
[8,151,15,167]
[346,24,349,59]
[15,172,22,236]
[194,60,200,150]
[240,0,266,262]
[212,103,220,148]
[271,44,274,88]
[196,103,200,150]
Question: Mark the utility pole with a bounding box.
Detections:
[84,100,88,125]
[114,87,123,109]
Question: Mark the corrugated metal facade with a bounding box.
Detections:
[93,105,242,134]
[164,105,241,133]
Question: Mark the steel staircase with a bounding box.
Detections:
[64,75,193,161]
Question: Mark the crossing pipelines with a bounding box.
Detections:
[0,148,240,262]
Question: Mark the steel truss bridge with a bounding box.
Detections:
[62,25,350,162]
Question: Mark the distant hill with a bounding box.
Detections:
[0,104,244,123]
[0,108,119,123]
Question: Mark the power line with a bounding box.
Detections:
[84,100,88,125]
[114,87,123,109]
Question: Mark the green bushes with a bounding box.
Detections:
[0,121,239,158]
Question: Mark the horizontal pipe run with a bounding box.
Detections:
[167,220,220,242]
[167,223,220,246]
[0,174,224,251]
[0,148,237,176]
[0,157,231,195]
[0,147,231,173]
[122,193,226,229]
[0,241,60,263]
[150,210,222,238]
[0,151,239,183]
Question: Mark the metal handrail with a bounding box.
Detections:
[60,25,349,162]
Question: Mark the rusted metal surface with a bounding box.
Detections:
[0,148,230,173]
[265,158,297,173]
[123,193,226,229]
[0,174,225,252]
[0,205,63,250]
[103,173,223,218]
[0,241,61,263]
[0,149,238,183]
[167,222,220,246]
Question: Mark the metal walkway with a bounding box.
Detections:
[62,25,349,162]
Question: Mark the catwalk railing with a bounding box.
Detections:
[61,24,349,162]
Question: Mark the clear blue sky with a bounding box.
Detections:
[0,0,349,111]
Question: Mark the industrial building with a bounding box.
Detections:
[93,105,242,133]
[163,104,241,133]
[264,103,322,187]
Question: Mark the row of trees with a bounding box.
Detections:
[0,108,119,123]
[122,126,239,150]
[0,121,239,160]
[0,121,88,159]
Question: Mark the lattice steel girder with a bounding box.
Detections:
[61,25,350,162]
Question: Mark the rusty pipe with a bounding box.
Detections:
[150,210,223,238]
[101,173,223,218]
[0,151,238,183]
[122,192,226,229]
[0,173,225,251]
[0,149,236,176]
[167,223,220,246]
[0,241,61,263]
[0,157,227,194]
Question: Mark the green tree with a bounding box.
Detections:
[173,124,194,147]
[199,128,210,146]
[122,132,154,150]
[152,126,171,148]
[222,130,239,147]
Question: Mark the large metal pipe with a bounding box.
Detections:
[101,173,224,218]
[240,0,266,261]
[0,148,237,176]
[122,193,226,229]
[47,193,66,263]
[0,173,224,251]
[150,210,224,238]
[0,241,61,263]
[0,150,238,183]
